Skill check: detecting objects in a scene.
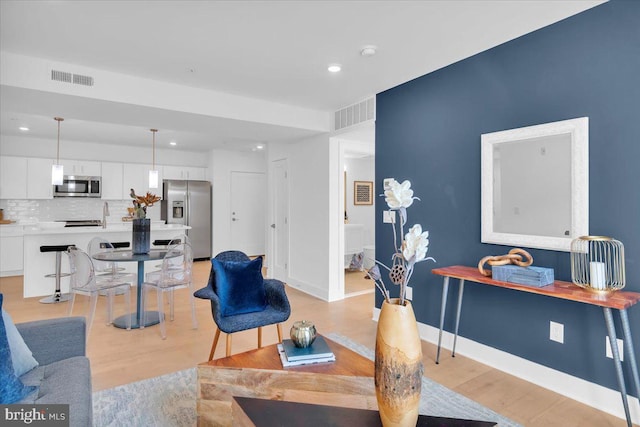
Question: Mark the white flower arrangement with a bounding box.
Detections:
[368,179,435,305]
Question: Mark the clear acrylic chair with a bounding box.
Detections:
[141,242,197,339]
[152,234,191,268]
[87,237,134,279]
[87,236,136,298]
[67,246,133,336]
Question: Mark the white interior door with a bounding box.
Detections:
[230,171,266,256]
[272,159,289,279]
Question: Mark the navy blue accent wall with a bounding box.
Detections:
[375,0,640,394]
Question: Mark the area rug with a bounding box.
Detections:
[93,333,522,427]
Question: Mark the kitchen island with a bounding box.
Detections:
[21,222,190,298]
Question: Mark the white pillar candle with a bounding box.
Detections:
[590,262,606,290]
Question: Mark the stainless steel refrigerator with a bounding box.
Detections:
[161,180,212,260]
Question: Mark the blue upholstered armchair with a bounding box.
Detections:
[193,250,291,360]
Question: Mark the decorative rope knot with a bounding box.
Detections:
[478,248,533,277]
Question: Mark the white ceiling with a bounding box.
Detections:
[0,1,604,152]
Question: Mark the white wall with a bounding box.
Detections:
[268,134,339,301]
[345,156,375,246]
[209,149,266,257]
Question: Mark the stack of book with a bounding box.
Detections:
[277,335,336,367]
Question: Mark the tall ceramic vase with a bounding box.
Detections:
[132,218,151,254]
[375,298,423,427]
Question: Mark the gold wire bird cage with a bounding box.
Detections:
[570,236,625,292]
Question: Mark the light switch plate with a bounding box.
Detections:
[606,337,624,361]
[383,210,396,224]
[550,321,564,344]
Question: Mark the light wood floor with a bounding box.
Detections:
[0,261,630,427]
[345,269,374,296]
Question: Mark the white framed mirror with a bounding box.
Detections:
[481,117,589,252]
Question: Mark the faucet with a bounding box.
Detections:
[102,202,110,228]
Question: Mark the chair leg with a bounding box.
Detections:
[189,286,198,330]
[67,293,76,316]
[169,288,175,321]
[226,333,232,357]
[209,329,221,361]
[276,323,283,343]
[106,290,114,325]
[87,293,99,339]
[157,286,166,339]
[258,326,263,348]
[140,285,146,329]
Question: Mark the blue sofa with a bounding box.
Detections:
[16,317,92,427]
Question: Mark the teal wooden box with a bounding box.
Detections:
[492,265,554,287]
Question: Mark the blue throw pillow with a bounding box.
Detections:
[2,309,39,376]
[213,257,267,317]
[0,294,37,404]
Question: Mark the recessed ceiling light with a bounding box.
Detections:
[19,126,29,131]
[169,141,177,146]
[328,64,342,73]
[256,144,264,150]
[361,45,377,57]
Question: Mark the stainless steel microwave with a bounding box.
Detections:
[53,176,102,198]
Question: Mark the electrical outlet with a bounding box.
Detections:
[550,321,564,344]
[606,337,624,361]
[406,286,413,300]
[383,210,396,224]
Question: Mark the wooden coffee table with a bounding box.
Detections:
[196,336,376,427]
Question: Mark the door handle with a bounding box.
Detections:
[270,224,276,228]
[232,218,238,221]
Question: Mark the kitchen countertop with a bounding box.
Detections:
[21,222,190,235]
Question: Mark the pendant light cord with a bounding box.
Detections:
[54,117,64,163]
[151,129,158,169]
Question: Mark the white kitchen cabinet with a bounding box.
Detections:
[123,163,163,197]
[0,156,28,199]
[60,159,101,176]
[0,225,24,276]
[101,162,124,199]
[0,235,24,276]
[27,157,54,199]
[162,165,206,180]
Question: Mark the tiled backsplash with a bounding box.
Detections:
[0,198,161,224]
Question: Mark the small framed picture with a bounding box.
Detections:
[354,181,373,205]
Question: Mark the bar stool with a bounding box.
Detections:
[40,244,75,304]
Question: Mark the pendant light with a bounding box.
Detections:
[149,129,158,189]
[51,117,64,185]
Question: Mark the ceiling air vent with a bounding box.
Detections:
[51,69,94,87]
[51,69,72,83]
[334,97,375,131]
[73,73,94,86]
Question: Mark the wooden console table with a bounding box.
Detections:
[432,265,640,427]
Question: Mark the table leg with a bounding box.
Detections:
[436,276,450,364]
[603,307,632,427]
[452,279,465,358]
[112,260,161,329]
[619,309,640,418]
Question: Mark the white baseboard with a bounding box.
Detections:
[372,307,639,424]
[285,277,328,301]
[0,270,22,278]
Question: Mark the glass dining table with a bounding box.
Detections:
[92,249,176,329]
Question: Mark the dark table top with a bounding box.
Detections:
[233,397,497,427]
